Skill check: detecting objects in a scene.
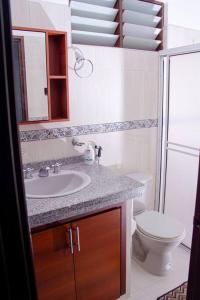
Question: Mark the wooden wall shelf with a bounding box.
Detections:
[49,75,67,79]
[48,33,67,76]
[13,27,70,124]
[49,78,68,120]
[46,31,69,121]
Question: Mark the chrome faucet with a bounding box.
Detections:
[23,168,34,179]
[38,166,50,177]
[72,138,85,147]
[52,162,62,174]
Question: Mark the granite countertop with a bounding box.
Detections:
[26,162,143,229]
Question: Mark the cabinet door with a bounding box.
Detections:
[73,209,121,300]
[32,224,76,300]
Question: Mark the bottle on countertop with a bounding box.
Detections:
[84,142,95,165]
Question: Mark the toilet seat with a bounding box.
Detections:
[135,211,185,241]
[136,226,185,243]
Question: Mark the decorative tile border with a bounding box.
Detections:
[23,155,84,171]
[20,119,158,142]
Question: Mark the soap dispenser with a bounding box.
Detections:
[84,142,95,165]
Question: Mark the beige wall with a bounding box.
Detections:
[11,0,71,35]
[11,0,159,209]
[161,0,200,48]
[167,24,200,49]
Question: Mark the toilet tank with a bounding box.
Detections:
[127,173,153,215]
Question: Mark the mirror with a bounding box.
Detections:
[12,30,48,122]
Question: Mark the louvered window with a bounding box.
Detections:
[70,0,164,51]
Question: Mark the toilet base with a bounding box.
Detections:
[134,250,172,276]
[132,232,174,276]
[132,215,185,276]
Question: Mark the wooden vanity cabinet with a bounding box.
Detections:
[31,223,76,300]
[32,208,122,300]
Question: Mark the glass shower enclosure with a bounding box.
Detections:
[159,50,200,248]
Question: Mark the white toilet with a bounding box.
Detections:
[128,173,186,276]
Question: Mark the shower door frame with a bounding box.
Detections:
[155,44,200,248]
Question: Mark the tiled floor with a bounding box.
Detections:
[127,246,190,300]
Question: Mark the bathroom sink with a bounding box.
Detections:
[25,170,91,199]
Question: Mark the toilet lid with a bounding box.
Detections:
[135,211,185,240]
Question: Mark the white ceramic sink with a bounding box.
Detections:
[25,170,91,199]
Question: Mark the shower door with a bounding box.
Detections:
[161,51,200,248]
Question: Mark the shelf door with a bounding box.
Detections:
[31,225,76,300]
[73,209,121,300]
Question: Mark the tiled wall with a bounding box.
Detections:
[11,0,159,209]
[162,0,200,48]
[167,24,200,48]
[11,0,71,35]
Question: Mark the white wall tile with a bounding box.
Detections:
[11,0,71,35]
[67,45,159,126]
[10,0,31,27]
[167,24,200,48]
[19,45,158,130]
[12,0,159,210]
[29,0,69,32]
[11,2,159,129]
[21,127,157,209]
